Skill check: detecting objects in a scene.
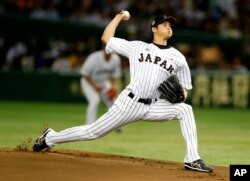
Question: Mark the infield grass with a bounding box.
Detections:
[0,101,249,167]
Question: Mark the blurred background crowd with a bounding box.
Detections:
[0,0,249,73]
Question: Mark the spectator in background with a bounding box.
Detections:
[215,0,238,19]
[231,55,248,72]
[20,51,35,72]
[30,1,47,19]
[0,0,248,72]
[197,44,224,70]
[51,51,72,73]
[5,41,27,70]
[218,15,242,38]
[30,1,60,20]
[39,37,68,70]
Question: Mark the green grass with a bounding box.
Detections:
[0,101,249,167]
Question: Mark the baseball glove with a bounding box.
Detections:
[158,75,185,104]
[106,87,117,99]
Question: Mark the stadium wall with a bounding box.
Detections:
[0,71,249,108]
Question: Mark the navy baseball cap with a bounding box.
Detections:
[151,14,176,27]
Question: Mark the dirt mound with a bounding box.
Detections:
[0,148,228,181]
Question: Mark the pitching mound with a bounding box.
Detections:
[0,148,228,181]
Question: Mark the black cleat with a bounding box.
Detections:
[184,159,213,173]
[33,128,52,152]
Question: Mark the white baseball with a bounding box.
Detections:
[123,10,130,20]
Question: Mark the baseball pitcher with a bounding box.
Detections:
[33,10,213,173]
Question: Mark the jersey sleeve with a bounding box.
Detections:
[176,57,192,90]
[111,55,122,78]
[105,37,133,58]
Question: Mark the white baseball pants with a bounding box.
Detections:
[46,88,201,163]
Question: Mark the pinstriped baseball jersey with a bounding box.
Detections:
[106,37,192,99]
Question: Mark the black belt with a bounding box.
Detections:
[128,92,156,105]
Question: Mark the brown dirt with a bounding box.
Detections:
[0,148,228,181]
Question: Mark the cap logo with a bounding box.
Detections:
[152,20,155,26]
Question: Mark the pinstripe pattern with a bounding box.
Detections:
[46,89,145,143]
[106,38,192,99]
[142,100,200,162]
[45,37,201,163]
